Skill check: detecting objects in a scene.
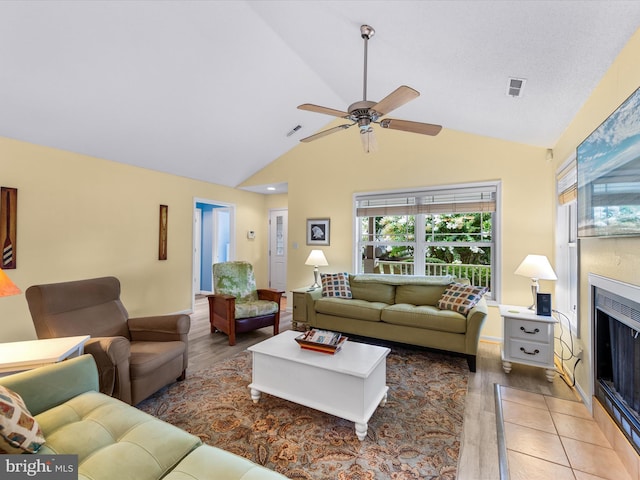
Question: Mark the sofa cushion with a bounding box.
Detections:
[164,444,288,480]
[437,283,488,315]
[0,385,45,453]
[35,391,201,480]
[315,297,386,322]
[321,272,352,298]
[235,300,279,319]
[349,276,396,304]
[394,283,451,306]
[381,304,467,333]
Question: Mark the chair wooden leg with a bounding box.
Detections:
[177,370,186,381]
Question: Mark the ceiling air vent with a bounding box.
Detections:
[507,77,526,97]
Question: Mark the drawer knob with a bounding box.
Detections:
[520,347,540,356]
[520,326,540,335]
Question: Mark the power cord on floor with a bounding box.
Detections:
[552,308,582,388]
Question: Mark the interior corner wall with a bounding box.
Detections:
[246,124,556,340]
[0,136,270,342]
[551,28,640,403]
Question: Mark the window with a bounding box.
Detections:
[355,182,500,300]
[556,158,579,334]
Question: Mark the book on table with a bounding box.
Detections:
[295,329,347,354]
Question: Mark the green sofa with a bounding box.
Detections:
[0,355,287,480]
[305,275,488,371]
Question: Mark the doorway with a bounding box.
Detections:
[193,198,235,298]
[269,209,288,292]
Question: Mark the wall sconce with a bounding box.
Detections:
[514,254,557,310]
[305,249,328,289]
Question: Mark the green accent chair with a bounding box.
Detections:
[208,261,284,345]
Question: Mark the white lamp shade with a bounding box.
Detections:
[514,254,557,280]
[305,249,328,267]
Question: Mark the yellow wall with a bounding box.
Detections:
[551,28,640,400]
[245,123,557,339]
[0,137,270,342]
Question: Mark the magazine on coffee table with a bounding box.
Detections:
[295,329,347,354]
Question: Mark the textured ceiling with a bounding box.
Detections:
[1,1,639,191]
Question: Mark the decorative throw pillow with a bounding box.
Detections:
[437,282,488,315]
[321,272,353,299]
[0,385,45,454]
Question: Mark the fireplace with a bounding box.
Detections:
[591,274,640,455]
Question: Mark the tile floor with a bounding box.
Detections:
[497,385,632,480]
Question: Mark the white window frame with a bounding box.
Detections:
[556,156,579,335]
[353,181,501,302]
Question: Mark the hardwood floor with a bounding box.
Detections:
[187,296,577,480]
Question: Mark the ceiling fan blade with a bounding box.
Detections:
[380,118,442,136]
[300,124,354,143]
[373,86,419,116]
[298,104,349,118]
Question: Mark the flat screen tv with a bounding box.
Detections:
[577,86,640,238]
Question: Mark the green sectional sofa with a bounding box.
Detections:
[305,274,488,371]
[0,355,287,480]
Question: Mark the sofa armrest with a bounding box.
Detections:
[0,354,99,416]
[128,314,191,342]
[304,289,323,326]
[257,288,284,304]
[464,297,489,355]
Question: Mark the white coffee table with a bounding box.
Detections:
[248,330,390,441]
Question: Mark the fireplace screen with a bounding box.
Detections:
[594,288,640,454]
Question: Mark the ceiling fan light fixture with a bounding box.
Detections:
[360,129,378,154]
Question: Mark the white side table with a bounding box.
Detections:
[499,305,557,382]
[0,335,90,374]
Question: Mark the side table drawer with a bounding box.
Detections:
[508,339,550,366]
[507,319,549,342]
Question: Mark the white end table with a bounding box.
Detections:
[499,305,557,382]
[0,335,90,374]
[248,330,390,441]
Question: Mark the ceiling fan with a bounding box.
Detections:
[298,24,442,153]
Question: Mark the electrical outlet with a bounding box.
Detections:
[575,344,583,360]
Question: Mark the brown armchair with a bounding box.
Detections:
[208,261,283,345]
[25,276,190,405]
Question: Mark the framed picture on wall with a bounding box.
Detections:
[306,218,330,246]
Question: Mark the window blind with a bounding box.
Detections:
[557,159,577,205]
[356,185,497,217]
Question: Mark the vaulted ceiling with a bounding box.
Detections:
[1,1,639,191]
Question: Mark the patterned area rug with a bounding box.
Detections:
[137,345,469,480]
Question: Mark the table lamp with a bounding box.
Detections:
[514,254,557,310]
[0,267,21,297]
[305,249,328,289]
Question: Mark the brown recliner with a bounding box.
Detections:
[25,276,190,405]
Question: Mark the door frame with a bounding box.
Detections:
[192,197,236,313]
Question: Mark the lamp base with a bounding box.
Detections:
[310,268,321,289]
[528,281,539,311]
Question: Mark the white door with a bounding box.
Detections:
[213,207,231,264]
[269,209,288,292]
